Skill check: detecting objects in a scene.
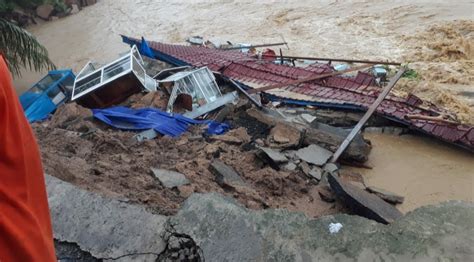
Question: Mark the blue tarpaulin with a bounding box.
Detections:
[139,37,156,59]
[92,106,229,137]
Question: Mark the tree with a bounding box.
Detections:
[0,18,55,77]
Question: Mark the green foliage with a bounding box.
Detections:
[0,18,55,77]
[402,68,420,79]
[46,0,68,13]
[0,0,67,11]
[11,0,44,9]
[0,0,15,13]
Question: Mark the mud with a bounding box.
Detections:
[35,97,344,218]
[347,133,474,213]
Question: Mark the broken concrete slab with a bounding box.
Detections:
[46,175,168,261]
[328,173,403,224]
[304,122,371,163]
[172,193,474,261]
[367,186,405,205]
[209,160,246,189]
[295,144,333,166]
[256,146,288,170]
[299,113,317,124]
[151,168,190,188]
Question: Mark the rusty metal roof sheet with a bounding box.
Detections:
[122,36,474,151]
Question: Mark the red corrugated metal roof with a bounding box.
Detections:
[125,37,474,151]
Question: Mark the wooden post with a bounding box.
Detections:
[329,68,406,163]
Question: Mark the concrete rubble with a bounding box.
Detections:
[256,146,288,169]
[295,144,333,166]
[209,160,247,190]
[151,168,190,189]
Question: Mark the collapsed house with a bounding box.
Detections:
[122,36,474,152]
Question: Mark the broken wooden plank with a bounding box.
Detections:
[329,68,406,163]
[405,114,459,125]
[261,54,402,66]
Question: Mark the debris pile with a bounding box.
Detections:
[26,37,474,235]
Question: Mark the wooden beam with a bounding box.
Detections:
[262,54,402,66]
[329,68,406,163]
[247,64,373,94]
[405,114,459,125]
[221,42,288,50]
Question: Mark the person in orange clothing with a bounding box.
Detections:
[0,55,56,261]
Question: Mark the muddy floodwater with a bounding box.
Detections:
[350,133,473,212]
[13,0,474,212]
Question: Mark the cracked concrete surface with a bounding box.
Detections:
[47,175,474,261]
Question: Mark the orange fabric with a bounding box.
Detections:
[0,57,56,261]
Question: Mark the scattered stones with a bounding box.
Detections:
[36,4,54,20]
[299,161,311,176]
[210,127,250,145]
[295,144,333,166]
[209,160,246,189]
[299,113,316,124]
[151,168,190,188]
[282,162,297,171]
[318,186,336,203]
[367,186,405,204]
[256,147,288,170]
[328,173,403,224]
[254,138,264,146]
[267,123,301,148]
[308,167,322,181]
[178,185,194,198]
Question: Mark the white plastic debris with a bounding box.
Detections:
[329,222,343,234]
